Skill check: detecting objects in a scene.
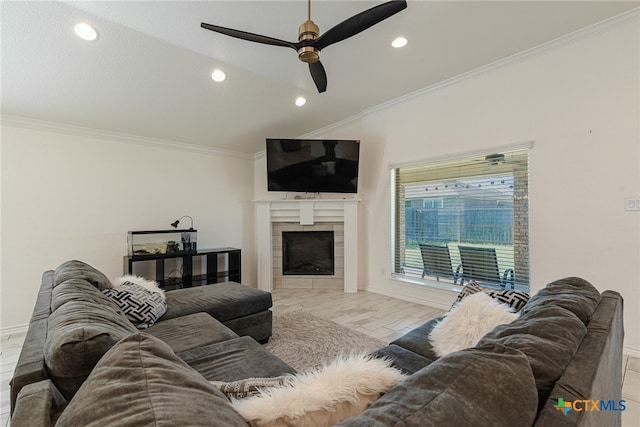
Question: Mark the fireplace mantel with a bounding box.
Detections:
[255,199,359,293]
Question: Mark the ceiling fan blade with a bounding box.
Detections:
[313,0,407,51]
[201,23,298,50]
[309,61,327,93]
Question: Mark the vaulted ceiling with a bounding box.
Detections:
[2,1,637,154]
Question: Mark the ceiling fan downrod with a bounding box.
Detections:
[298,0,320,63]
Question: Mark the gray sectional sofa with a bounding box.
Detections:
[10,260,295,424]
[342,277,625,426]
[10,262,624,427]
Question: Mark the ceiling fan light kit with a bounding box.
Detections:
[201,0,407,93]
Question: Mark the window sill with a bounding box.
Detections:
[390,273,463,294]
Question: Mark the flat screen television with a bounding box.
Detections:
[266,139,360,193]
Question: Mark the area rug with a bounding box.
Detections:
[265,311,386,372]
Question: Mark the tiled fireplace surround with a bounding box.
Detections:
[273,222,343,289]
[255,200,359,293]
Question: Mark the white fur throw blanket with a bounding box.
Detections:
[230,353,405,426]
[111,274,165,296]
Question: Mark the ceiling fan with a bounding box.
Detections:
[201,0,407,93]
[484,153,507,167]
[479,153,527,171]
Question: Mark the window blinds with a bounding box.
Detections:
[391,147,530,291]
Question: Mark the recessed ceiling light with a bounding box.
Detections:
[295,97,306,107]
[211,69,226,82]
[391,37,407,48]
[74,22,98,41]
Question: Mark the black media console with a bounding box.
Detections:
[124,247,241,290]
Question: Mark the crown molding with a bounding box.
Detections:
[258,7,638,153]
[1,114,255,161]
[362,7,640,117]
[297,115,362,139]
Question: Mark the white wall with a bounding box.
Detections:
[255,14,640,354]
[1,123,256,330]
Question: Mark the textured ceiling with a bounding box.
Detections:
[2,1,638,154]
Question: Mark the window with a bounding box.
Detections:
[391,146,530,292]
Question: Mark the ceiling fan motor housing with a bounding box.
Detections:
[298,20,320,63]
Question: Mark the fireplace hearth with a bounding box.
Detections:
[282,231,334,275]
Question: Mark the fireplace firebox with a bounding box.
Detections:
[282,231,334,275]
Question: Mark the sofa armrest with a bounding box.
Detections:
[10,271,54,413]
[11,380,67,427]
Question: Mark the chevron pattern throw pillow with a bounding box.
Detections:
[103,281,167,329]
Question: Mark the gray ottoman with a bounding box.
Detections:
[162,281,273,343]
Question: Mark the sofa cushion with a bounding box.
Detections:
[145,312,238,353]
[372,344,434,375]
[55,333,248,427]
[163,281,272,322]
[478,304,587,409]
[103,281,167,329]
[177,336,296,382]
[44,299,138,399]
[337,344,539,427]
[51,278,120,312]
[52,260,112,291]
[390,317,442,361]
[223,310,273,342]
[520,277,600,325]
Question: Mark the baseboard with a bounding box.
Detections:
[366,286,452,311]
[0,323,29,339]
[624,346,640,359]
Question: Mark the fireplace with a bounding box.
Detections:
[254,199,359,292]
[282,231,334,275]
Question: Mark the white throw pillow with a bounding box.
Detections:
[111,274,164,296]
[230,353,405,426]
[430,292,519,357]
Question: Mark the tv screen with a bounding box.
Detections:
[266,139,360,193]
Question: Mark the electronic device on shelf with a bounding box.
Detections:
[266,138,360,194]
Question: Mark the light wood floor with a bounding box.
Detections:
[270,288,446,343]
[2,288,639,426]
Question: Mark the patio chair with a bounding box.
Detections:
[457,245,515,290]
[419,244,462,283]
